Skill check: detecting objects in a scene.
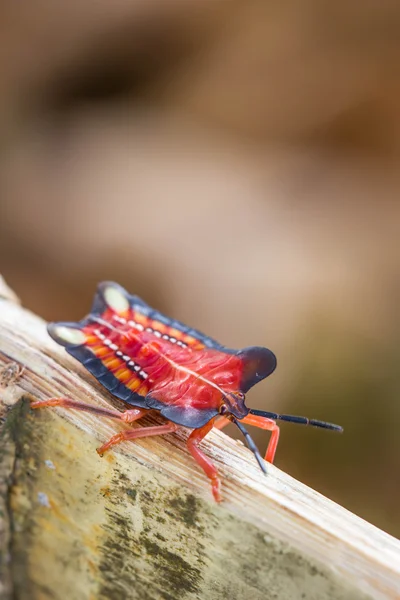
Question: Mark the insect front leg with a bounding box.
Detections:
[31,397,147,423]
[241,414,280,464]
[186,420,222,502]
[213,414,280,464]
[212,416,231,430]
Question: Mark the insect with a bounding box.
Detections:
[31,281,343,501]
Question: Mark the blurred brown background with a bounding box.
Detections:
[0,1,399,537]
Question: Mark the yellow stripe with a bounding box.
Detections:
[92,346,112,358]
[114,368,132,382]
[103,357,122,370]
[127,378,141,391]
[134,313,148,326]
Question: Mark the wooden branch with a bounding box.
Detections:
[0,275,399,600]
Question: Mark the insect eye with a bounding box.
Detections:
[219,404,228,415]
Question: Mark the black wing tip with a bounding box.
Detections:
[238,346,278,393]
[245,346,277,367]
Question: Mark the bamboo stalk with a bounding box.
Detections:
[0,276,399,600]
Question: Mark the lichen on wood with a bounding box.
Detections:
[0,276,399,600]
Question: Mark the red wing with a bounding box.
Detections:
[47,282,276,428]
[46,281,231,412]
[92,281,235,353]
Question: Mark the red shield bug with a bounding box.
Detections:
[31,281,343,501]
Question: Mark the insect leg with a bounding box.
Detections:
[212,416,231,430]
[31,398,147,423]
[204,414,278,465]
[186,421,222,502]
[97,422,178,455]
[240,414,280,464]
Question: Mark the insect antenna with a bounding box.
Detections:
[249,409,343,432]
[232,418,267,475]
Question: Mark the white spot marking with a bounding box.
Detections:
[52,326,86,345]
[104,286,130,313]
[128,320,145,332]
[113,315,127,324]
[110,344,119,351]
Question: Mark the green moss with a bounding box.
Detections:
[96,469,210,600]
[141,535,202,597]
[126,488,137,502]
[167,494,202,529]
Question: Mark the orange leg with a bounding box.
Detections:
[30,397,147,423]
[31,397,178,458]
[187,420,221,502]
[241,414,280,464]
[97,422,178,455]
[213,416,231,430]
[213,414,280,464]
